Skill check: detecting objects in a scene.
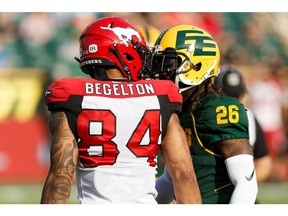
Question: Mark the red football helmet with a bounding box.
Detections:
[76,17,148,80]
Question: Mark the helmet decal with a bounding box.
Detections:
[88,44,98,53]
[175,30,217,57]
[100,23,142,47]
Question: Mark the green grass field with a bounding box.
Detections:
[0,182,287,204]
[256,182,288,204]
[0,184,79,204]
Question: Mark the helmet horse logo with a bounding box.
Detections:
[100,23,141,47]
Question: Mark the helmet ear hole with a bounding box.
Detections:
[125,53,135,61]
[194,63,202,71]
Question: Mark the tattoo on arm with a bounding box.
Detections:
[215,138,254,159]
[41,112,78,204]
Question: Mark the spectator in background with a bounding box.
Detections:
[0,29,9,67]
[51,12,99,79]
[247,63,288,181]
[215,65,272,183]
[0,13,17,68]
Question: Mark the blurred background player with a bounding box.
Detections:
[144,24,258,204]
[40,17,201,204]
[137,25,161,48]
[215,65,272,184]
[247,63,288,182]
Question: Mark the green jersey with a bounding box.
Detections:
[179,93,249,204]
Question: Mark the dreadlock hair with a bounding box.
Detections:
[183,77,226,112]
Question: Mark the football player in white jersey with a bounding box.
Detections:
[40,17,201,204]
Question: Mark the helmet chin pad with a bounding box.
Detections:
[178,59,219,87]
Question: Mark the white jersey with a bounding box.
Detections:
[45,77,182,204]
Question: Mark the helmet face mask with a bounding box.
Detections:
[145,25,220,92]
[143,46,181,80]
[76,17,148,81]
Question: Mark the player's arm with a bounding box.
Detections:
[216,138,258,204]
[161,113,201,204]
[41,111,78,204]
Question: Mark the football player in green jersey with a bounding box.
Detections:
[144,24,258,204]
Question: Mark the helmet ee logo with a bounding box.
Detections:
[176,30,217,57]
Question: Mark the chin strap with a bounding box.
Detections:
[74,56,81,63]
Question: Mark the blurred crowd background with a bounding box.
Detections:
[0,12,288,191]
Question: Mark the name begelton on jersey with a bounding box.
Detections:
[85,82,155,97]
